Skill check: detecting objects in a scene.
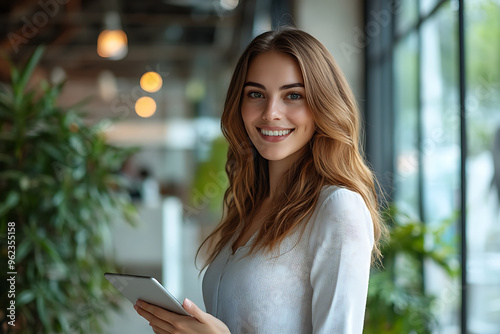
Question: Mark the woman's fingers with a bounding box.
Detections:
[182,298,232,333]
[151,324,170,334]
[182,298,206,322]
[135,299,231,334]
[134,301,177,332]
[135,300,182,322]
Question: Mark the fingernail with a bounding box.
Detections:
[183,298,192,307]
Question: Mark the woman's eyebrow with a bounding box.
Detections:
[243,82,304,90]
[279,83,304,90]
[244,81,265,90]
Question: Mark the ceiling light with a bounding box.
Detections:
[140,72,163,93]
[220,0,239,10]
[135,97,157,118]
[97,12,128,60]
[98,70,118,102]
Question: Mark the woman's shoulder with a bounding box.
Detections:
[308,185,374,247]
[317,185,366,208]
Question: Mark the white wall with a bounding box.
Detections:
[296,0,365,101]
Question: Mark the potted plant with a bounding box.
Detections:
[0,47,137,333]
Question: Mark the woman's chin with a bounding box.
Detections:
[255,149,285,161]
[259,150,299,163]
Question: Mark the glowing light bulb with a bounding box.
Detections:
[97,29,128,60]
[140,72,163,93]
[220,0,239,10]
[135,97,157,118]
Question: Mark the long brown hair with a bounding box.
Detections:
[198,27,386,267]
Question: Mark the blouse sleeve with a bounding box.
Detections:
[309,188,374,334]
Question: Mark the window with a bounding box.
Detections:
[465,1,500,333]
[365,0,500,333]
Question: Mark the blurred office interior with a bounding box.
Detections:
[0,0,499,333]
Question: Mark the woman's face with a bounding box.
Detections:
[241,52,315,163]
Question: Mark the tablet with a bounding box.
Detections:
[104,273,191,316]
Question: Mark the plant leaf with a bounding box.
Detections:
[17,290,36,307]
[0,191,20,216]
[15,46,45,95]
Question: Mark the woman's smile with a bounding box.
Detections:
[257,127,295,142]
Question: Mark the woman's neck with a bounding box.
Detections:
[267,162,285,200]
[267,147,305,200]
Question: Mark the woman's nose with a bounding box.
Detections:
[262,98,282,121]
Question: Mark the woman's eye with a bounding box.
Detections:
[287,93,302,100]
[248,91,264,99]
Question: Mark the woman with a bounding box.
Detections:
[135,27,385,334]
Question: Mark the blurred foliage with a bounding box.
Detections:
[189,136,228,220]
[466,0,500,156]
[0,47,138,333]
[364,205,459,334]
[466,1,500,87]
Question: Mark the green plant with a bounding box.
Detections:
[189,136,228,220]
[364,205,459,334]
[0,47,137,333]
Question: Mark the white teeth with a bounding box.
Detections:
[260,129,292,136]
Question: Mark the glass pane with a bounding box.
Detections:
[465,0,500,333]
[421,3,461,332]
[395,0,419,35]
[420,0,449,17]
[393,32,419,217]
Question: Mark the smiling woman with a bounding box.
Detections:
[134,27,386,334]
[241,51,315,165]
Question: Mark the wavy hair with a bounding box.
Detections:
[198,27,386,267]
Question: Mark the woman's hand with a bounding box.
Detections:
[134,298,231,334]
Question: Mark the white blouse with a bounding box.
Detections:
[202,185,374,334]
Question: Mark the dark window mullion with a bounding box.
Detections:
[415,0,427,299]
[458,0,467,333]
[387,0,395,200]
